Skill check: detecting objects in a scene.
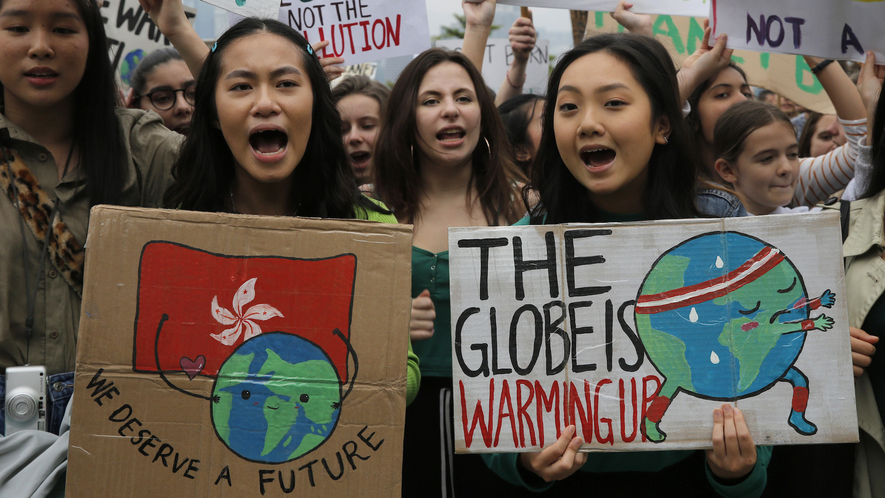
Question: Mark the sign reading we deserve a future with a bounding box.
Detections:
[711,0,885,62]
[278,0,431,65]
[449,214,857,453]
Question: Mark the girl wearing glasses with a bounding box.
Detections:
[126,48,194,135]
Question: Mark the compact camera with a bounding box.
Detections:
[5,365,47,435]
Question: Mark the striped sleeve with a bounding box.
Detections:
[792,118,867,207]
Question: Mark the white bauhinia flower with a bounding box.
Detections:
[210,277,283,346]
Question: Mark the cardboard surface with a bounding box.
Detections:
[711,0,885,63]
[449,214,857,453]
[67,206,412,496]
[585,12,839,114]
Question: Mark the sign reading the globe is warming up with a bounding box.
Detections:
[67,206,413,496]
[449,212,858,453]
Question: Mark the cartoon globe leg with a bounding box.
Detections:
[782,367,817,435]
[643,381,680,442]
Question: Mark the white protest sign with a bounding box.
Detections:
[711,0,885,62]
[449,214,857,453]
[100,0,196,86]
[278,0,431,66]
[203,0,279,19]
[496,0,708,18]
[435,39,549,96]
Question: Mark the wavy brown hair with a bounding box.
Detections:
[373,48,525,225]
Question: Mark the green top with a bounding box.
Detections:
[410,247,451,378]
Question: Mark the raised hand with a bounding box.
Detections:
[610,1,652,37]
[509,15,537,63]
[311,41,345,82]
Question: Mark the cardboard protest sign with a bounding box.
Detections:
[449,214,857,453]
[585,12,838,114]
[711,0,885,63]
[67,206,412,496]
[496,0,708,18]
[100,0,196,86]
[435,38,550,96]
[277,0,431,66]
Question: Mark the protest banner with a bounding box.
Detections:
[711,0,885,63]
[497,0,708,18]
[586,12,838,115]
[202,0,279,20]
[449,213,857,453]
[100,0,196,87]
[435,39,550,96]
[67,207,412,496]
[277,0,431,66]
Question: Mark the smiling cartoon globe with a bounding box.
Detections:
[211,332,342,463]
[634,232,835,442]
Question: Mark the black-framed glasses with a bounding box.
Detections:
[138,86,196,111]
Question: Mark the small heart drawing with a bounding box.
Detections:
[180,355,206,380]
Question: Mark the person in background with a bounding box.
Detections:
[498,93,543,176]
[797,111,849,158]
[125,48,194,135]
[0,0,183,493]
[331,75,390,189]
[838,50,885,498]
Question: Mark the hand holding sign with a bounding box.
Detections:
[138,0,208,78]
[410,289,435,341]
[858,52,885,129]
[312,40,345,81]
[849,326,878,378]
[706,405,758,481]
[610,1,652,37]
[677,23,733,104]
[508,15,537,63]
[462,0,497,29]
[518,426,586,483]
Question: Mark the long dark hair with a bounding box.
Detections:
[714,100,794,165]
[0,0,126,207]
[527,33,699,224]
[796,112,824,158]
[861,93,885,199]
[373,48,525,225]
[498,93,543,175]
[164,18,375,218]
[685,62,749,138]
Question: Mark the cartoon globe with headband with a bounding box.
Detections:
[634,232,835,442]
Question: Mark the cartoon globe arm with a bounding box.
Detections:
[776,290,837,334]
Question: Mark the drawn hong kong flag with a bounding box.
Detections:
[133,242,356,380]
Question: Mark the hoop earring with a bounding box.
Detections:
[483,136,491,160]
[663,136,669,145]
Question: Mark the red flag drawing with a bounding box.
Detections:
[133,242,356,380]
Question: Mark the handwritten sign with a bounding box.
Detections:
[586,12,839,115]
[435,38,550,96]
[278,0,431,66]
[100,0,196,86]
[449,214,857,453]
[711,0,885,62]
[202,0,279,19]
[496,0,708,18]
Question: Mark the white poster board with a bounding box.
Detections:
[435,39,549,96]
[496,0,708,18]
[710,0,885,62]
[202,0,279,19]
[278,0,431,65]
[449,214,857,453]
[101,0,196,86]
